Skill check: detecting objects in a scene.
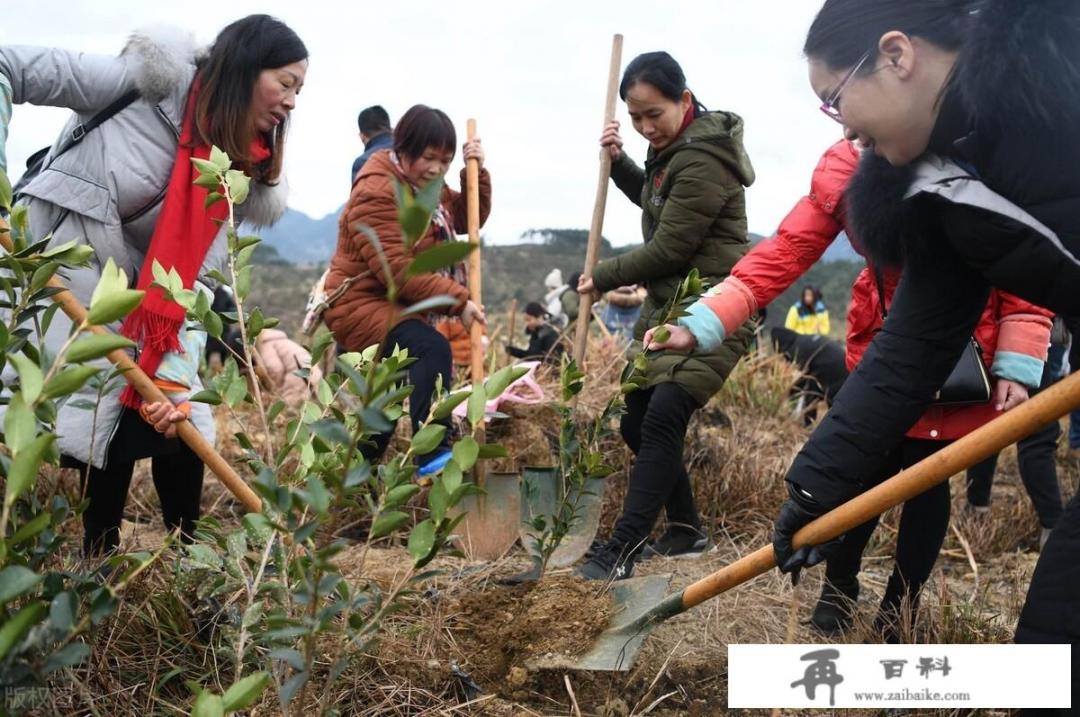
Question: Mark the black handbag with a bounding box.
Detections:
[873,270,991,406]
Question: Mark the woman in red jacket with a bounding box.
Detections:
[648,138,1052,635]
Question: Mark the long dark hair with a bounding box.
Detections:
[619,51,706,116]
[193,14,307,183]
[804,0,972,70]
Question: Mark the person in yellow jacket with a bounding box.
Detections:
[785,285,830,336]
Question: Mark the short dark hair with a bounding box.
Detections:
[619,51,706,115]
[524,302,547,318]
[393,105,456,161]
[804,0,971,71]
[357,105,391,135]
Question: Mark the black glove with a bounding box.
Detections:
[772,487,843,585]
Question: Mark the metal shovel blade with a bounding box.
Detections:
[520,468,607,568]
[548,476,606,568]
[527,573,673,672]
[453,472,522,561]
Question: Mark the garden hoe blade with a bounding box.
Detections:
[454,472,521,561]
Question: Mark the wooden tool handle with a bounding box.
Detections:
[507,298,518,345]
[0,220,262,513]
[466,119,484,387]
[679,369,1080,610]
[572,33,623,366]
[465,119,487,487]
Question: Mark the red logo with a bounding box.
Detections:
[652,170,666,190]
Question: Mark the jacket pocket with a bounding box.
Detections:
[20,167,114,225]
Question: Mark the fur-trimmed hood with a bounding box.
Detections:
[121,26,200,102]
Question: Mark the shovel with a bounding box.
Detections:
[0,218,262,513]
[451,119,521,561]
[514,34,624,568]
[534,369,1080,671]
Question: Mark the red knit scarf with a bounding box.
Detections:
[120,82,270,408]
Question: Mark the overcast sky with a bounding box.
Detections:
[5,0,843,247]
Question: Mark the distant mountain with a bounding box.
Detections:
[249,207,342,266]
[748,231,861,263]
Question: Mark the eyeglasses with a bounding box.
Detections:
[820,50,873,124]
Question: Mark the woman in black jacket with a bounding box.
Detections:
[505,302,563,365]
[756,0,1080,648]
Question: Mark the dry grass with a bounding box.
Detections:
[28,336,1070,716]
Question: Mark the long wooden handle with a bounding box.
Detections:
[572,33,623,366]
[465,119,484,387]
[679,369,1080,610]
[0,220,262,513]
[465,119,487,488]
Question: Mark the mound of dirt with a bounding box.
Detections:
[450,576,613,691]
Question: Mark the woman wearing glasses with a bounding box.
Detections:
[649,134,1051,635]
[651,0,1080,646]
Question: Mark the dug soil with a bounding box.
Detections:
[450,575,613,694]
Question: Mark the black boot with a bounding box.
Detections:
[810,578,859,635]
[575,540,638,581]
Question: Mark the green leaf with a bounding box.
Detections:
[29,261,60,295]
[191,157,221,177]
[65,334,135,363]
[415,175,445,213]
[384,483,420,509]
[279,671,308,707]
[0,566,44,607]
[0,601,47,660]
[369,511,409,539]
[0,167,11,211]
[651,326,671,344]
[221,671,271,712]
[9,352,43,404]
[43,641,90,674]
[484,365,529,401]
[190,389,223,405]
[10,511,52,545]
[86,289,144,326]
[431,390,470,420]
[467,385,486,427]
[428,479,450,523]
[452,437,479,472]
[4,395,36,454]
[203,310,223,339]
[49,591,77,631]
[405,241,474,278]
[191,691,225,717]
[225,169,250,205]
[303,476,330,514]
[194,173,221,190]
[204,191,224,210]
[43,365,100,398]
[441,460,463,494]
[5,433,55,504]
[399,205,432,247]
[400,295,459,317]
[407,519,436,566]
[210,145,231,171]
[410,424,446,456]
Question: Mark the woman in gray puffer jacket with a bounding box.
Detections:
[0,15,305,555]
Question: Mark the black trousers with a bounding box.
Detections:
[66,410,205,556]
[966,421,1063,529]
[1015,489,1080,695]
[824,438,950,612]
[363,319,453,461]
[610,382,701,548]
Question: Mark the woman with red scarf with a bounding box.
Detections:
[574,52,756,580]
[0,15,306,555]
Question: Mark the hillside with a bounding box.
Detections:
[250,216,864,340]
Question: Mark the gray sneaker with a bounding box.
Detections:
[640,530,711,560]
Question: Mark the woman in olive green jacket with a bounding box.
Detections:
[577,51,756,580]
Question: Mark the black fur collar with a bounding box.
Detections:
[846,152,931,271]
